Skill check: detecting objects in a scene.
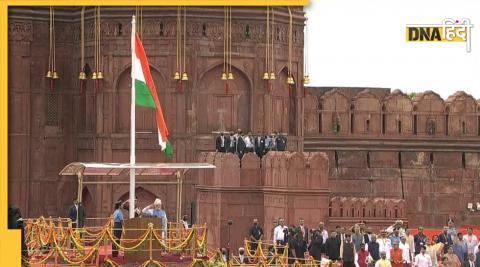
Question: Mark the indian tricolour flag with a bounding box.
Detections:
[132,33,173,158]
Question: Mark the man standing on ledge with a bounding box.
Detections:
[142,198,168,238]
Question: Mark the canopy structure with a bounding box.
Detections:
[59,162,216,223]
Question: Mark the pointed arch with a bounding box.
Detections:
[269,66,297,134]
[81,186,93,225]
[115,65,169,133]
[196,63,251,133]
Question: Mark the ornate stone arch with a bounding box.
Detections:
[384,89,413,135]
[197,61,253,91]
[266,66,297,134]
[81,186,94,225]
[321,89,350,135]
[446,91,478,136]
[114,65,168,133]
[413,91,445,136]
[196,63,251,133]
[352,89,381,134]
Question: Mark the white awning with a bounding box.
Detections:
[59,162,216,176]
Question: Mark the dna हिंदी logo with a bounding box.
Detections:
[406,18,473,52]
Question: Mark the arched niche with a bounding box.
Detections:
[196,64,251,134]
[321,89,350,135]
[446,91,478,136]
[82,187,93,225]
[271,67,297,134]
[384,90,413,135]
[115,66,168,133]
[353,90,381,134]
[414,91,445,136]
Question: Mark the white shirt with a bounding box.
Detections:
[378,238,392,259]
[463,234,479,254]
[414,253,432,267]
[273,225,288,243]
[245,136,254,148]
[182,220,189,229]
[220,136,225,147]
[400,242,411,263]
[319,229,329,244]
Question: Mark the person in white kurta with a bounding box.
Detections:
[406,229,416,261]
[414,246,433,267]
[378,232,392,260]
[400,236,412,264]
[463,228,478,255]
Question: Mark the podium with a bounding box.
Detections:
[123,217,164,262]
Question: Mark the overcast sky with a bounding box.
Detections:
[304,0,480,100]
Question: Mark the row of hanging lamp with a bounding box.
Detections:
[263,6,276,81]
[221,6,234,81]
[174,6,188,82]
[78,6,86,81]
[46,6,59,80]
[287,7,295,85]
[91,6,103,81]
[303,16,310,85]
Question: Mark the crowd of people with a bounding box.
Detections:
[215,129,287,158]
[226,218,480,267]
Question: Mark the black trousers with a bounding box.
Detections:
[112,222,122,257]
[249,240,258,254]
[343,261,355,267]
[276,240,286,255]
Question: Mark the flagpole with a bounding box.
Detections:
[129,15,136,219]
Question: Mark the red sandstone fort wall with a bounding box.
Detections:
[196,151,330,251]
[7,6,305,220]
[6,7,480,243]
[304,88,480,227]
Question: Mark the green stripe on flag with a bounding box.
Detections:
[165,139,173,159]
[135,79,156,108]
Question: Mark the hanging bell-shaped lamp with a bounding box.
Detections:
[303,75,310,85]
[78,71,86,80]
[174,71,181,80]
[92,71,97,80]
[270,72,276,80]
[181,72,188,81]
[262,72,269,80]
[221,72,228,80]
[97,71,104,80]
[228,72,234,80]
[52,71,59,79]
[46,70,52,78]
[287,76,294,85]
